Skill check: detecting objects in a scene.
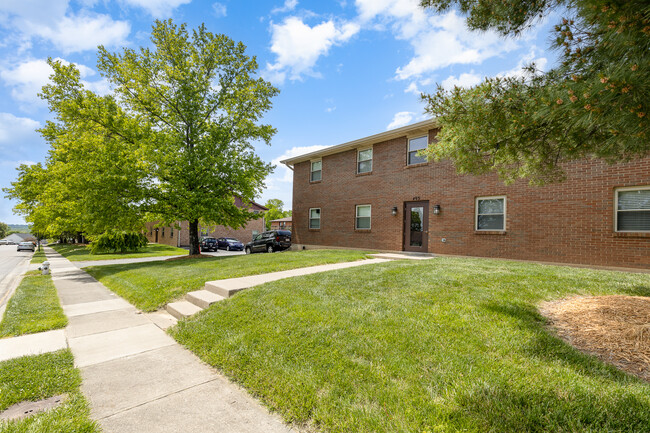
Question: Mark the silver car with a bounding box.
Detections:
[17,241,35,252]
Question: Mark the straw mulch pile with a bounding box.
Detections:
[540,295,650,382]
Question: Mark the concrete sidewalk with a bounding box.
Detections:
[0,329,67,362]
[43,247,293,433]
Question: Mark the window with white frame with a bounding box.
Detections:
[310,160,322,182]
[355,205,371,230]
[357,148,372,174]
[309,208,321,229]
[476,196,506,231]
[615,186,650,232]
[408,136,428,165]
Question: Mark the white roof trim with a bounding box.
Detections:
[280,118,437,167]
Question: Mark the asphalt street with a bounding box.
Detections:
[0,244,33,310]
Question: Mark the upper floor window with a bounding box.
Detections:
[476,196,506,231]
[309,208,321,229]
[162,227,165,237]
[616,186,650,232]
[408,136,428,165]
[170,226,173,237]
[355,205,371,230]
[310,160,322,182]
[357,148,372,174]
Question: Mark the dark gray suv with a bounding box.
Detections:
[245,230,291,254]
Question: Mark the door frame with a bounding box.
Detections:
[403,201,429,253]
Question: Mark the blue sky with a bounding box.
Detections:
[0,0,558,224]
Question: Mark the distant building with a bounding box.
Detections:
[145,198,268,247]
[269,217,292,231]
[2,233,37,244]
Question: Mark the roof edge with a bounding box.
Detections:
[280,118,438,166]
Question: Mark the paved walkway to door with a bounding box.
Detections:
[44,247,294,433]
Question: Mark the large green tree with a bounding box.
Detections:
[5,20,278,254]
[420,0,649,183]
[0,222,8,239]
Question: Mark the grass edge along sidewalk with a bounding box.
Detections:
[0,350,100,432]
[51,242,187,262]
[85,249,371,312]
[171,256,650,433]
[0,271,67,338]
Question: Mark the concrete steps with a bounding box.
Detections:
[204,281,247,298]
[185,290,226,309]
[165,290,227,320]
[166,301,202,320]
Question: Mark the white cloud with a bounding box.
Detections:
[440,72,482,90]
[29,13,130,53]
[0,0,69,27]
[355,0,427,38]
[212,2,227,17]
[272,0,298,14]
[0,2,130,54]
[264,17,360,84]
[497,47,548,79]
[0,113,41,150]
[1,58,110,107]
[395,12,518,80]
[404,81,421,95]
[386,111,415,130]
[353,1,519,81]
[119,0,192,17]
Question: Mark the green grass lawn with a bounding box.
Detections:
[85,249,370,312]
[0,350,99,432]
[30,248,47,264]
[171,257,650,433]
[0,271,67,338]
[50,242,187,261]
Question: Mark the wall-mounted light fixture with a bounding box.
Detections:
[391,206,398,216]
[433,204,441,215]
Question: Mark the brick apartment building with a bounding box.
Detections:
[269,217,292,231]
[145,199,267,247]
[281,119,650,269]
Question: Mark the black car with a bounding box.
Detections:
[245,230,291,254]
[200,237,218,252]
[217,237,244,251]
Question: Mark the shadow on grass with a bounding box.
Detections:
[452,380,650,432]
[622,284,650,297]
[483,302,638,384]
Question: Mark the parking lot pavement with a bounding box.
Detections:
[199,249,245,257]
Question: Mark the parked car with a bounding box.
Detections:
[17,241,35,252]
[245,230,291,254]
[217,237,244,251]
[0,240,8,245]
[200,237,218,252]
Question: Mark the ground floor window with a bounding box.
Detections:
[616,186,650,232]
[356,205,371,230]
[476,196,506,231]
[309,208,321,229]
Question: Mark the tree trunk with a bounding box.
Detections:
[189,219,200,255]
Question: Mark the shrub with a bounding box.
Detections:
[89,231,148,254]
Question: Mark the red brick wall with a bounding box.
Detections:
[292,129,650,269]
[270,221,292,230]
